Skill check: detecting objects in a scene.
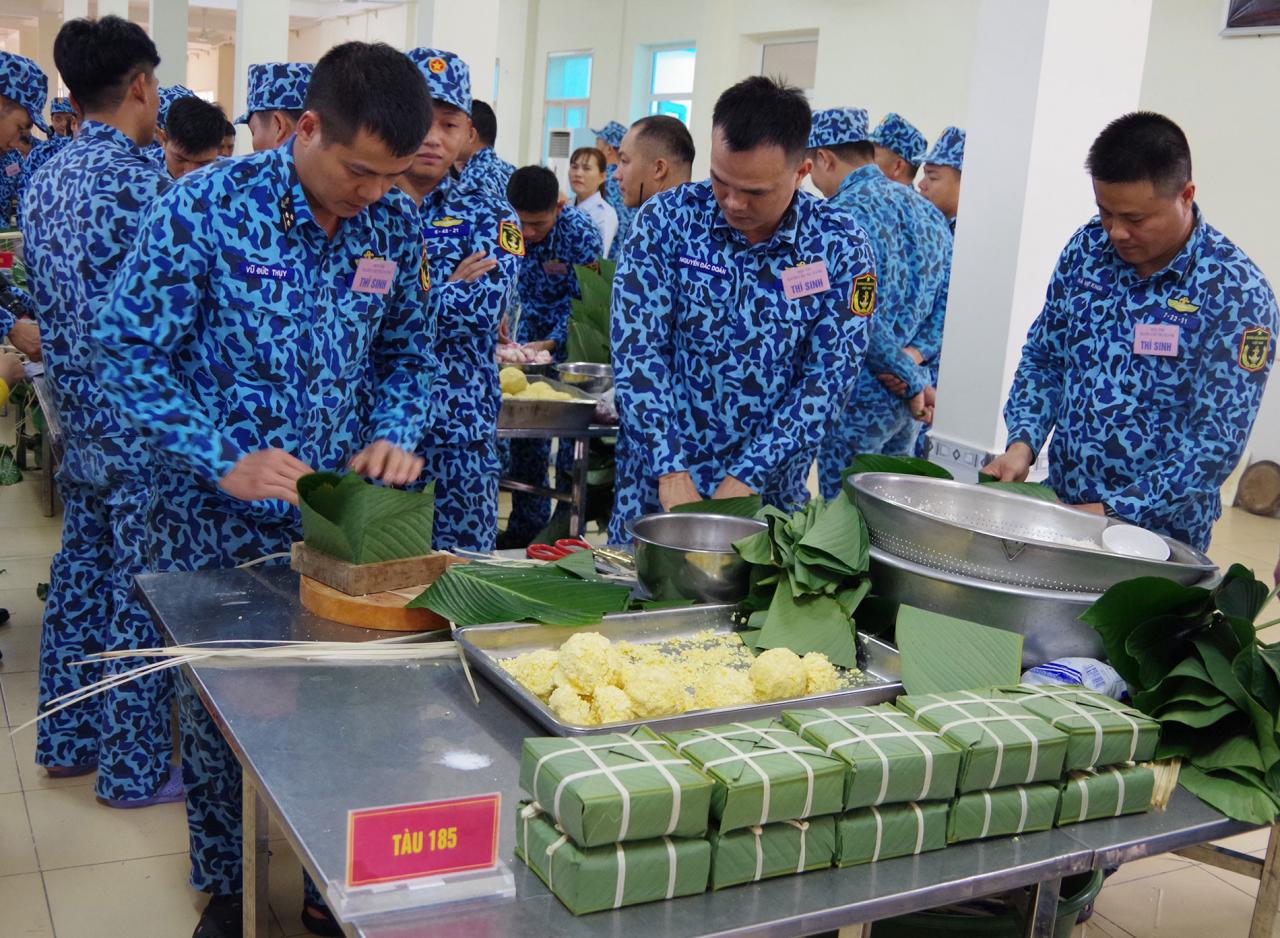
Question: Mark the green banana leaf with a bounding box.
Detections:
[753,573,858,667]
[842,454,953,480]
[408,562,632,626]
[566,314,610,364]
[895,605,1023,695]
[671,496,762,518]
[573,262,613,313]
[976,475,1058,501]
[297,472,434,564]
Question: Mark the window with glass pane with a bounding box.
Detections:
[646,44,696,128]
[544,52,592,160]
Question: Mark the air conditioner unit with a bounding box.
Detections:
[546,128,573,196]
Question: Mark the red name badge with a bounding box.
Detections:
[347,793,501,888]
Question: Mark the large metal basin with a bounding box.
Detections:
[627,513,766,604]
[849,473,1217,593]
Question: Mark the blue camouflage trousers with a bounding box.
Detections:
[36,435,173,802]
[148,480,321,906]
[417,440,499,553]
[505,438,574,543]
[817,374,917,499]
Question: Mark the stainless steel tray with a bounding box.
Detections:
[849,473,1217,593]
[455,604,902,736]
[498,376,596,430]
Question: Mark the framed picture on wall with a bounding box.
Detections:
[1222,0,1280,35]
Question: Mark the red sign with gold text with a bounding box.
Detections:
[346,793,501,888]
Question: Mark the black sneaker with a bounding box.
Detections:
[193,893,242,938]
[300,902,344,937]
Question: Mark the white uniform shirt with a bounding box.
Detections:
[575,189,618,258]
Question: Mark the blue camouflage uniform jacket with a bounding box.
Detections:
[94,142,437,513]
[603,168,636,260]
[458,146,515,202]
[0,149,22,222]
[17,134,71,204]
[416,171,523,445]
[20,122,170,438]
[829,164,951,398]
[515,205,602,354]
[1004,209,1278,550]
[612,181,878,501]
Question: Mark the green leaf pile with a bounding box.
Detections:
[1082,564,1280,824]
[977,473,1058,501]
[565,260,616,364]
[297,472,435,564]
[843,453,953,481]
[731,492,871,668]
[408,561,632,626]
[894,606,1024,694]
[670,496,763,518]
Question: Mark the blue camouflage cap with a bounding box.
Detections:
[923,125,966,171]
[406,48,471,114]
[234,62,313,125]
[808,107,870,149]
[591,121,626,149]
[50,96,75,116]
[157,84,197,129]
[869,112,927,166]
[0,51,49,134]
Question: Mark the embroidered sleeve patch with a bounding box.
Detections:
[418,243,431,292]
[498,220,525,256]
[1239,326,1272,373]
[850,272,877,316]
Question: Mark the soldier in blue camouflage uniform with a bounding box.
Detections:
[48,95,77,136]
[234,61,312,153]
[0,52,45,359]
[986,112,1277,551]
[401,49,522,553]
[143,82,195,166]
[919,125,965,234]
[456,100,515,200]
[93,43,435,938]
[807,108,952,496]
[501,166,602,546]
[593,120,637,259]
[609,78,878,543]
[15,97,75,209]
[20,16,178,804]
[870,112,927,186]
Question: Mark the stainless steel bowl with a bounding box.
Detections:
[555,362,614,395]
[848,473,1217,593]
[498,361,551,376]
[627,513,766,604]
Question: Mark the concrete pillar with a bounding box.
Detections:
[409,0,435,49]
[217,42,236,119]
[232,0,289,153]
[928,0,1153,476]
[97,0,130,20]
[151,0,190,87]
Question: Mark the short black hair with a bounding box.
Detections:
[1086,111,1192,195]
[471,100,497,147]
[304,42,430,158]
[631,115,695,166]
[166,96,227,154]
[507,165,560,213]
[54,15,159,114]
[712,75,810,161]
[812,141,875,164]
[222,118,235,138]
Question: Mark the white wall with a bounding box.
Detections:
[185,48,221,100]
[288,5,410,62]
[1139,0,1280,462]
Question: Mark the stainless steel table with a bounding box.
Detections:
[497,424,614,537]
[29,373,62,517]
[136,566,1273,938]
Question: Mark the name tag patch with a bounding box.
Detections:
[1073,273,1108,295]
[780,261,831,300]
[236,261,295,282]
[3,162,19,177]
[1134,323,1180,357]
[677,255,729,278]
[352,257,397,294]
[541,260,569,276]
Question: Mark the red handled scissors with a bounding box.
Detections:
[526,538,593,561]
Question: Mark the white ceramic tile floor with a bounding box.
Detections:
[1,397,1278,934]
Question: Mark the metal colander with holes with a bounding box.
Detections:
[846,473,1218,594]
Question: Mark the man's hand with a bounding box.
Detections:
[982,442,1035,482]
[526,339,556,352]
[878,373,909,397]
[659,471,702,510]
[219,449,314,505]
[497,315,511,343]
[0,350,24,388]
[447,250,499,283]
[904,346,925,365]
[349,440,424,488]
[7,319,41,361]
[1068,503,1106,516]
[712,476,756,500]
[907,386,937,426]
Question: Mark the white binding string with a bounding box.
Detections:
[1015,785,1030,833]
[785,819,810,872]
[1112,766,1127,817]
[909,802,926,855]
[750,825,765,882]
[980,792,994,839]
[1074,772,1091,823]
[869,806,885,862]
[664,837,678,899]
[613,843,627,908]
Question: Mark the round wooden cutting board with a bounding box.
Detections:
[298,576,449,632]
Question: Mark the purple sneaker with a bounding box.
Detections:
[98,763,184,809]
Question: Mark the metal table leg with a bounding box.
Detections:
[243,774,271,938]
[1024,877,1062,938]
[1250,823,1280,938]
[568,436,590,538]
